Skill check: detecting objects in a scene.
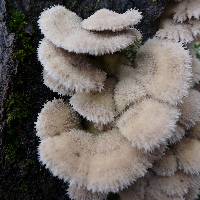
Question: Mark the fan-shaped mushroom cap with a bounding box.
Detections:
[38,6,141,55]
[35,99,80,139]
[174,138,200,174]
[67,183,106,200]
[168,125,186,144]
[81,8,142,32]
[43,70,73,95]
[117,98,179,152]
[153,150,178,176]
[150,172,192,197]
[156,19,199,43]
[114,74,147,113]
[70,79,116,125]
[173,0,200,23]
[39,128,152,193]
[120,173,198,200]
[135,38,192,105]
[180,89,200,129]
[38,38,106,93]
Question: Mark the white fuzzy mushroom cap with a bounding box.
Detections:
[153,150,178,176]
[39,128,152,193]
[150,172,192,197]
[117,98,179,152]
[180,89,200,129]
[120,172,200,200]
[38,38,106,93]
[67,183,106,200]
[174,138,200,174]
[38,5,141,55]
[43,69,73,95]
[81,8,142,32]
[156,19,199,43]
[114,73,147,113]
[135,38,192,105]
[70,79,116,125]
[35,99,80,139]
[173,0,200,23]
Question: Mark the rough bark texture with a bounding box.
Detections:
[0,0,168,200]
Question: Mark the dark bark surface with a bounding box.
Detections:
[0,0,168,200]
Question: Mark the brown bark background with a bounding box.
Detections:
[0,0,168,199]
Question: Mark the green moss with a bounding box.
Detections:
[9,10,36,63]
[4,144,17,164]
[122,39,142,63]
[8,10,27,32]
[194,42,200,59]
[19,182,29,193]
[6,93,31,126]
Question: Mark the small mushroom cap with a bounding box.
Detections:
[150,172,192,197]
[38,6,141,55]
[180,89,200,129]
[81,8,142,32]
[135,38,192,105]
[173,0,200,23]
[35,99,80,139]
[43,69,73,95]
[117,98,179,152]
[114,71,147,113]
[70,79,116,125]
[38,38,106,93]
[153,150,178,176]
[174,138,200,174]
[39,128,152,193]
[67,183,106,200]
[156,19,198,43]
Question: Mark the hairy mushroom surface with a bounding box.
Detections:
[135,38,192,105]
[70,79,116,125]
[43,69,73,95]
[38,128,152,193]
[180,89,200,129]
[81,8,142,32]
[155,19,199,43]
[35,99,80,139]
[173,0,200,22]
[38,6,141,55]
[153,150,178,176]
[38,38,106,93]
[117,98,179,151]
[67,183,106,200]
[114,74,147,113]
[174,138,200,174]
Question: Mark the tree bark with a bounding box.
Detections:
[0,0,167,199]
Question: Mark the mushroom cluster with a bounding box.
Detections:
[119,1,200,199]
[35,4,200,200]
